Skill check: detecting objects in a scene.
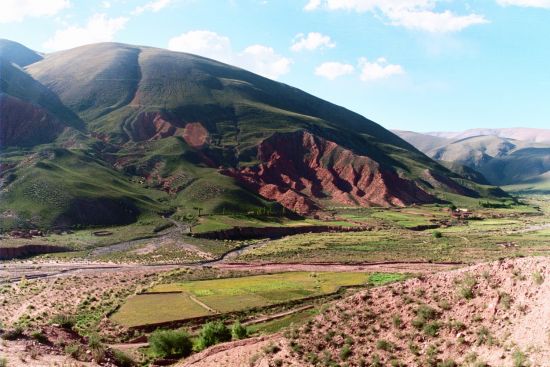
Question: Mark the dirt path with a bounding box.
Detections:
[189,294,219,314]
[213,261,463,274]
[178,335,280,367]
[243,305,313,326]
[1,259,461,285]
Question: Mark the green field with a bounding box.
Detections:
[112,292,213,328]
[112,272,405,327]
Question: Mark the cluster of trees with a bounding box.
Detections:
[149,320,248,359]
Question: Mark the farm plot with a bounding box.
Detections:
[112,272,403,327]
[111,292,213,327]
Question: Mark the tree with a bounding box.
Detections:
[149,329,193,358]
[197,321,231,350]
[231,320,248,340]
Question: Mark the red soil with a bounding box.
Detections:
[225,131,436,214]
[0,94,66,147]
[185,257,550,367]
[183,122,209,148]
[131,111,185,141]
[130,112,208,149]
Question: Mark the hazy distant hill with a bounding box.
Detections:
[393,129,550,192]
[0,39,504,230]
[428,127,550,144]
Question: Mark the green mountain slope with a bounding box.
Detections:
[0,41,506,230]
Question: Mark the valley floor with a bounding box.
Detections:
[0,195,549,366]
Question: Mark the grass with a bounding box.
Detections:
[111,293,213,327]
[248,308,318,335]
[113,272,406,327]
[234,197,550,264]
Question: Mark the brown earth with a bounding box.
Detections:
[224,131,437,214]
[0,94,67,147]
[184,257,550,367]
[183,122,209,148]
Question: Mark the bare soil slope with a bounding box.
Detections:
[186,257,550,367]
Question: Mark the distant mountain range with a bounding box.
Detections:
[0,39,505,230]
[393,128,550,193]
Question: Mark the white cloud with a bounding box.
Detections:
[306,0,489,33]
[167,30,233,63]
[132,0,172,15]
[315,62,354,80]
[291,32,335,52]
[497,0,550,8]
[101,1,111,8]
[168,31,292,80]
[239,45,292,79]
[43,13,128,51]
[0,0,70,23]
[304,0,321,11]
[387,9,488,32]
[358,57,404,82]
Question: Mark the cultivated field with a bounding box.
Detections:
[112,272,406,327]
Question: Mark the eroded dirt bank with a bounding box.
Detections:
[181,257,550,367]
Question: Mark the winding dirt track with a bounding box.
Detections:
[0,226,462,284]
[0,259,462,285]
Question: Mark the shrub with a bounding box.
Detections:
[371,354,382,367]
[475,326,493,346]
[457,276,477,300]
[2,327,23,341]
[533,271,544,285]
[30,330,49,344]
[438,299,451,311]
[432,231,443,239]
[112,349,135,367]
[88,333,106,362]
[340,344,352,360]
[376,339,393,351]
[149,329,193,358]
[197,321,231,350]
[437,360,457,367]
[413,305,438,329]
[512,350,528,367]
[0,357,6,367]
[262,343,280,355]
[64,343,83,359]
[51,314,75,329]
[416,305,438,320]
[408,342,420,356]
[231,320,248,340]
[499,292,512,310]
[392,314,402,328]
[423,321,441,337]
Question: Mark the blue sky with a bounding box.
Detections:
[1,0,549,132]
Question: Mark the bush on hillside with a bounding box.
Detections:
[149,329,193,358]
[196,321,231,350]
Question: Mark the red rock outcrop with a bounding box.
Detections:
[224,131,436,214]
[129,111,209,148]
[130,111,184,141]
[0,94,66,147]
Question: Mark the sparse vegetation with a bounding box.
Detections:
[196,321,232,351]
[149,329,193,358]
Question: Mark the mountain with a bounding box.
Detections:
[428,127,550,144]
[0,40,504,230]
[391,130,451,152]
[0,39,43,67]
[393,129,550,192]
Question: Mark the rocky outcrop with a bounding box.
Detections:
[224,131,437,214]
[0,94,67,147]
